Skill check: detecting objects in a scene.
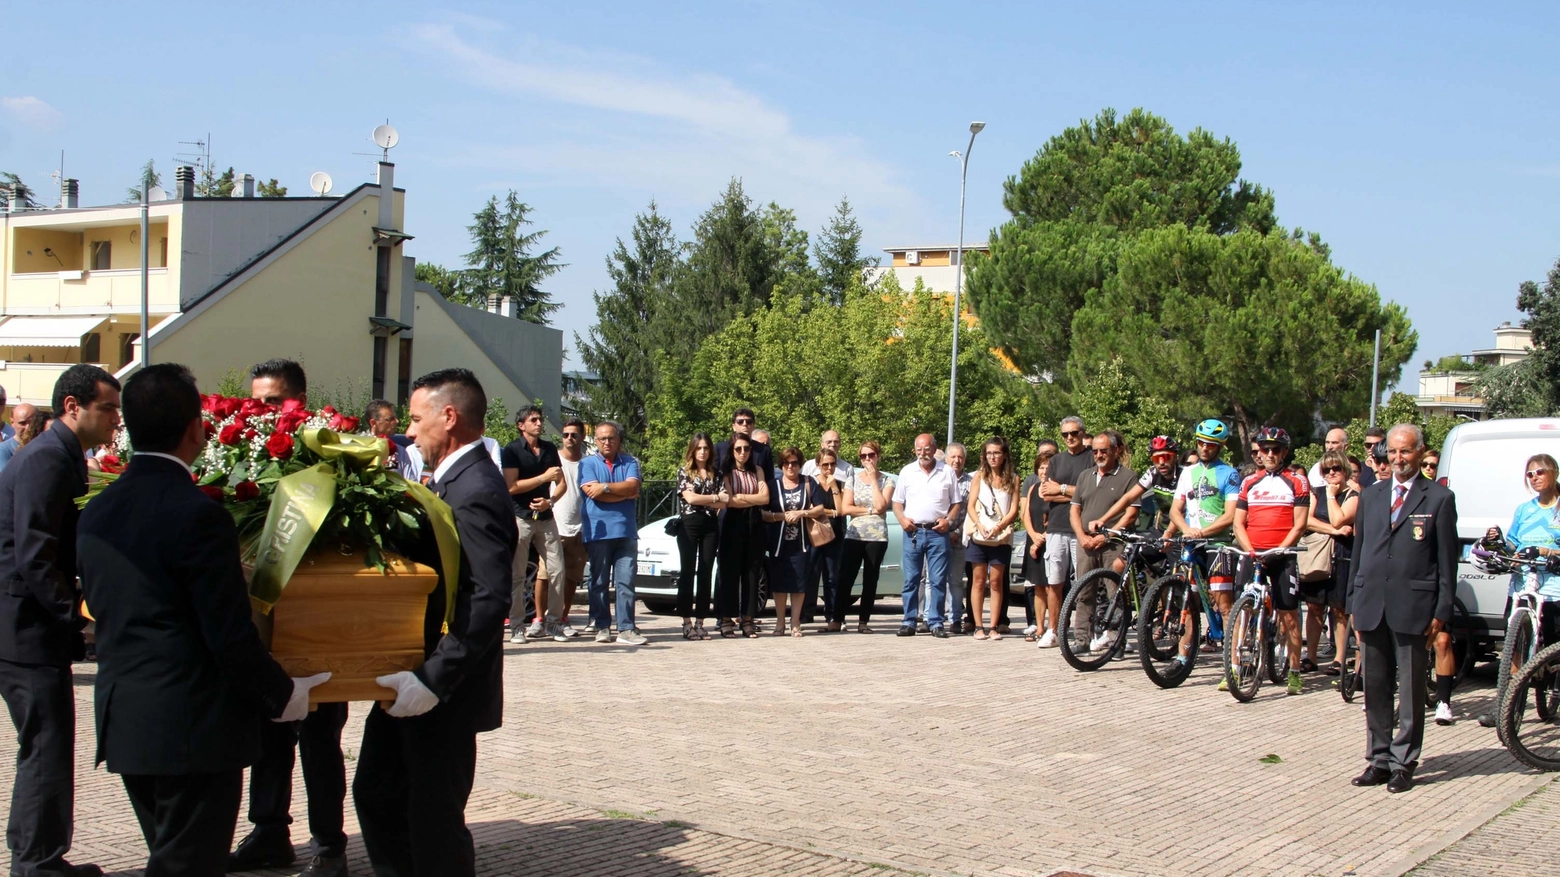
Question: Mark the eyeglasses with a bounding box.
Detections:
[782,460,801,467]
[1061,430,1083,438]
[733,446,751,454]
[1091,449,1110,457]
[562,431,582,439]
[1364,440,1381,448]
[1256,446,1282,455]
[1528,469,1552,479]
[1320,466,1344,475]
[859,452,877,459]
[596,435,619,443]
[734,417,754,425]
[1421,462,1438,470]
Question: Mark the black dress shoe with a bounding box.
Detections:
[228,831,295,871]
[897,625,916,637]
[1351,766,1391,787]
[1387,770,1414,794]
[66,864,103,877]
[932,626,950,638]
[300,853,348,877]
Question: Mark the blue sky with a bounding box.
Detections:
[3,2,1556,390]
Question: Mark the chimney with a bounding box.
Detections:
[175,166,195,200]
[376,162,395,229]
[61,179,79,208]
[6,187,21,213]
[503,296,519,319]
[487,293,502,314]
[237,173,255,198]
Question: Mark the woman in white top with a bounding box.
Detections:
[835,440,896,633]
[967,437,1020,640]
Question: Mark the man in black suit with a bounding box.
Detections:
[77,363,330,875]
[0,364,119,877]
[1346,422,1458,794]
[714,407,774,483]
[230,358,354,877]
[354,368,515,877]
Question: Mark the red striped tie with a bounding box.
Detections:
[1391,484,1406,526]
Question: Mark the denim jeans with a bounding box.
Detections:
[901,528,950,628]
[586,537,638,631]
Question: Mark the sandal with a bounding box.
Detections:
[856,623,872,634]
[825,621,842,633]
[791,627,804,638]
[719,619,737,638]
[974,628,989,641]
[682,619,693,640]
[1322,662,1342,676]
[1300,658,1318,673]
[990,629,1004,641]
[773,621,786,637]
[742,620,759,639]
[1025,631,1037,642]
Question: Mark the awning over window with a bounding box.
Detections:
[0,316,108,348]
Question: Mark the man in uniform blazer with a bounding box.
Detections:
[1347,422,1458,794]
[0,364,119,877]
[77,364,326,875]
[354,368,516,877]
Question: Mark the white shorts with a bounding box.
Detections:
[1043,533,1078,585]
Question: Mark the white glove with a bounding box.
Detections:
[377,670,440,717]
[275,672,332,722]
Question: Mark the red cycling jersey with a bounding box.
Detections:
[1237,469,1309,550]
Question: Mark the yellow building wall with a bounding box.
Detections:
[11,228,84,272]
[151,194,385,397]
[410,290,527,414]
[82,222,169,270]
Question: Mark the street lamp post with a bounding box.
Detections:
[946,121,985,447]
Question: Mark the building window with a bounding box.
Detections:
[372,335,387,399]
[159,238,168,268]
[397,338,413,405]
[91,241,111,271]
[374,246,391,316]
[120,334,139,366]
[81,333,101,364]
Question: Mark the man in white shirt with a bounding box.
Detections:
[801,429,853,483]
[892,434,963,638]
[535,418,588,640]
[398,436,503,483]
[920,443,970,632]
[1308,427,1349,488]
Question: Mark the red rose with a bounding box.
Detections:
[218,423,244,446]
[234,480,259,501]
[281,399,307,414]
[266,432,295,460]
[243,428,257,441]
[201,394,220,414]
[240,398,272,418]
[199,484,225,502]
[320,405,338,417]
[217,397,242,419]
[337,415,359,433]
[276,411,308,434]
[203,421,217,438]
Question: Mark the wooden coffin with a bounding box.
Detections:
[265,549,439,705]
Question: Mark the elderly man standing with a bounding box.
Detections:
[919,443,971,633]
[802,429,853,484]
[1069,431,1140,653]
[580,420,646,645]
[1308,427,1350,488]
[892,434,963,638]
[1347,423,1457,794]
[0,402,38,473]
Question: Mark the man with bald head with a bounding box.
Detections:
[892,434,963,638]
[0,403,38,474]
[1308,427,1349,489]
[801,429,853,484]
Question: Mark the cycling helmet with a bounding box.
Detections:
[1254,426,1291,448]
[1193,419,1229,444]
[1470,545,1512,575]
[1370,440,1389,464]
[1149,435,1180,455]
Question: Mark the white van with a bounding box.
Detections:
[1437,417,1560,652]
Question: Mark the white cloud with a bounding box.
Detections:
[1,96,64,131]
[403,21,920,229]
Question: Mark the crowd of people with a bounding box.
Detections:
[1,363,1557,877]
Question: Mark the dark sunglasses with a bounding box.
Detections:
[1061,430,1083,438]
[1528,469,1551,479]
[1320,466,1344,475]
[1256,445,1283,454]
[859,452,877,459]
[733,445,751,453]
[1421,462,1438,470]
[561,431,582,439]
[1091,449,1110,457]
[734,417,754,425]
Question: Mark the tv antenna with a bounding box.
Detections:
[309,172,334,196]
[175,135,212,177]
[372,123,399,160]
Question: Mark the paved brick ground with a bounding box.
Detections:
[1406,779,1560,877]
[4,603,1554,877]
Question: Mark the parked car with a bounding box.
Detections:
[635,518,1028,615]
[1437,417,1560,660]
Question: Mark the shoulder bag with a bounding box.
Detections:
[804,477,836,547]
[1297,531,1334,582]
[971,479,1015,546]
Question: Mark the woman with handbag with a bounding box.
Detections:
[835,441,896,633]
[1302,449,1358,673]
[762,447,830,637]
[717,433,770,638]
[967,437,1021,641]
[675,433,725,640]
[806,450,849,631]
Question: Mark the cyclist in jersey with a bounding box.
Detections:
[1088,435,1181,536]
[1167,420,1242,678]
[1233,426,1311,696]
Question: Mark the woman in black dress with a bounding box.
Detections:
[716,433,771,638]
[1304,449,1358,674]
[675,433,725,640]
[762,447,828,637]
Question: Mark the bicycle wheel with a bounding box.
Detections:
[1498,607,1540,711]
[1339,622,1360,703]
[1497,641,1560,771]
[1059,569,1123,672]
[1223,593,1264,702]
[1138,575,1199,688]
[1264,613,1288,685]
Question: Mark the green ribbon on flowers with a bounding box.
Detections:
[300,428,387,468]
[389,473,463,630]
[249,463,337,613]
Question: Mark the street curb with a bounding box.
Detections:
[1380,771,1558,876]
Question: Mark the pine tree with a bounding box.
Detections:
[460,191,564,324]
[257,178,288,197]
[125,160,163,203]
[0,172,41,208]
[814,196,876,305]
[196,166,236,197]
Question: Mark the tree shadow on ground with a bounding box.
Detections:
[104,816,707,877]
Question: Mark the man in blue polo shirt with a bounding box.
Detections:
[579,420,645,645]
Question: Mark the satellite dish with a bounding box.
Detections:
[372,124,400,151]
[146,186,166,202]
[309,172,334,196]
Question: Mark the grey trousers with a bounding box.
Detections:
[513,516,567,624]
[1360,624,1428,772]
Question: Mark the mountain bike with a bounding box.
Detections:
[1472,545,1558,719]
[1221,545,1302,702]
[1336,598,1471,705]
[1137,538,1223,689]
[1058,528,1168,672]
[1498,640,1560,771]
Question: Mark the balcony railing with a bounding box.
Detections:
[4,269,176,315]
[0,361,108,406]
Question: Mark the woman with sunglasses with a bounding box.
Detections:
[1302,449,1358,675]
[762,447,830,636]
[967,437,1021,640]
[716,433,771,638]
[834,441,896,632]
[1019,444,1058,642]
[1483,455,1560,686]
[675,433,725,640]
[808,450,849,631]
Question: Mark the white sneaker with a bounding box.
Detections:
[548,622,569,643]
[594,629,612,644]
[1435,701,1454,726]
[581,623,598,636]
[1023,624,1038,637]
[560,623,578,638]
[509,628,525,644]
[616,628,648,646]
[1088,632,1108,651]
[1037,629,1057,649]
[524,620,545,639]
